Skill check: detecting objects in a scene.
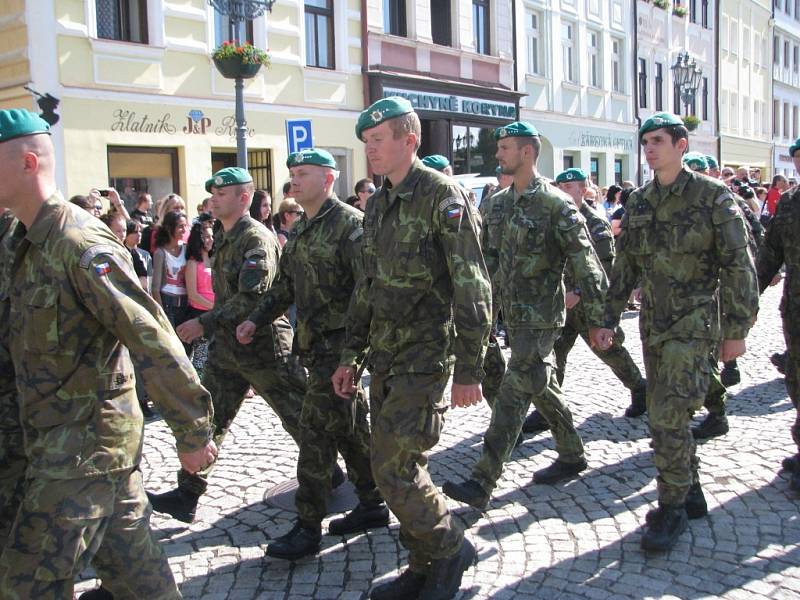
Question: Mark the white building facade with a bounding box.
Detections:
[636,0,717,182]
[772,0,800,179]
[515,0,638,186]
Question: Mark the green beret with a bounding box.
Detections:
[704,155,719,169]
[356,96,414,140]
[682,152,708,172]
[0,109,50,143]
[494,121,539,140]
[287,148,337,169]
[205,166,253,193]
[421,154,450,171]
[790,138,800,158]
[555,168,588,184]
[639,112,684,137]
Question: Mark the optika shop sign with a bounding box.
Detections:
[109,109,254,138]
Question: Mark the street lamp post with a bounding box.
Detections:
[671,50,703,116]
[208,0,275,169]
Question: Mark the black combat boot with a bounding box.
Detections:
[646,482,707,525]
[370,569,427,600]
[521,409,550,434]
[720,360,741,387]
[625,380,647,418]
[771,351,788,375]
[532,458,588,484]
[331,463,347,489]
[442,479,489,510]
[328,500,390,535]
[265,521,322,560]
[692,412,729,439]
[78,587,114,600]
[146,488,200,523]
[419,538,475,600]
[782,454,799,472]
[641,504,688,552]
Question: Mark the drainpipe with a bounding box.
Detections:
[633,0,642,185]
[360,0,371,179]
[715,0,721,165]
[511,0,519,114]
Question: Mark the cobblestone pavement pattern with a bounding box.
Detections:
[75,284,799,599]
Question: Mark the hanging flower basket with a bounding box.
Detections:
[684,114,700,131]
[212,41,270,79]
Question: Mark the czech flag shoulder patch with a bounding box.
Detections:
[94,262,112,276]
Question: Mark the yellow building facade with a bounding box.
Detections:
[0,0,368,211]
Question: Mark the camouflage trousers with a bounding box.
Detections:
[295,361,380,527]
[178,348,306,497]
[0,469,180,600]
[369,371,462,571]
[0,386,24,548]
[554,307,643,389]
[472,328,585,495]
[783,312,800,453]
[482,335,507,406]
[643,339,715,506]
[702,362,727,416]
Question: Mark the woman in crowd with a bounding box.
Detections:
[185,215,216,378]
[603,185,623,221]
[124,219,153,293]
[250,189,275,233]
[70,194,102,217]
[353,178,376,211]
[152,210,190,343]
[275,198,304,247]
[143,193,187,253]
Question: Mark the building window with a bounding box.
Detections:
[743,97,750,132]
[96,0,148,43]
[796,0,800,20]
[689,0,697,22]
[785,40,791,69]
[588,30,600,88]
[590,156,599,185]
[721,16,728,51]
[614,158,623,185]
[775,35,781,65]
[563,154,575,169]
[702,76,708,120]
[655,62,663,111]
[774,99,781,136]
[785,101,791,138]
[527,11,543,75]
[720,90,728,128]
[743,27,751,59]
[754,32,761,67]
[473,0,490,54]
[794,105,799,138]
[701,0,709,27]
[794,45,799,73]
[384,0,407,36]
[431,0,452,46]
[611,38,623,92]
[562,22,575,83]
[305,0,335,69]
[451,125,497,176]
[731,93,738,129]
[214,9,254,44]
[730,21,738,54]
[755,101,760,135]
[108,147,179,201]
[638,58,647,108]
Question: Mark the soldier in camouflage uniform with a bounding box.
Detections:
[591,112,759,551]
[479,168,514,406]
[147,167,325,524]
[443,123,608,512]
[0,209,23,547]
[0,108,217,599]
[331,97,492,600]
[236,149,388,560]
[757,136,800,492]
[522,167,646,436]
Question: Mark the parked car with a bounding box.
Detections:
[452,174,498,208]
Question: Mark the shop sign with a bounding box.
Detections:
[382,88,516,119]
[778,153,793,163]
[573,130,634,152]
[110,109,254,138]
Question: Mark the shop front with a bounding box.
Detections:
[367,72,522,177]
[774,145,797,180]
[720,136,773,179]
[527,116,637,186]
[57,95,365,215]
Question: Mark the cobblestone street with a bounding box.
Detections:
[77,283,799,599]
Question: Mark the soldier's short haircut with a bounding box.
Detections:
[514,136,541,160]
[233,182,255,197]
[388,113,422,151]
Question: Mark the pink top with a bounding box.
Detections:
[189,259,215,310]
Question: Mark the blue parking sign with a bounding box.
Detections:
[286,119,313,154]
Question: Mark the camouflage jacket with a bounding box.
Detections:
[604,168,759,345]
[0,212,19,430]
[479,187,510,324]
[496,176,608,331]
[564,202,615,289]
[757,186,800,316]
[248,196,363,365]
[341,159,492,384]
[198,214,293,363]
[8,195,213,479]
